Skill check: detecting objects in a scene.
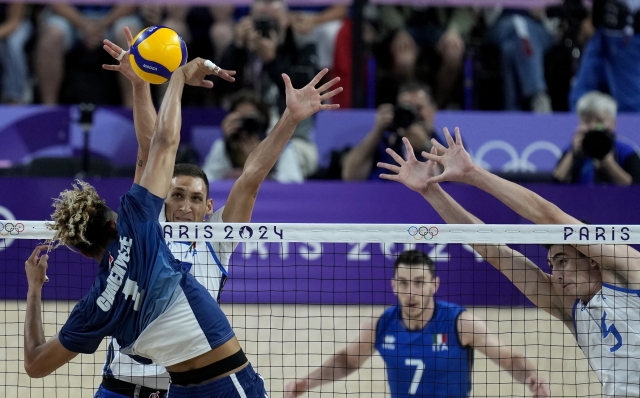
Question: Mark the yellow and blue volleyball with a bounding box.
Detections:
[129,26,187,85]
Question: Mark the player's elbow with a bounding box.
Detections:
[150,133,180,152]
[24,361,51,378]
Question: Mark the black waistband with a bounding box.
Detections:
[101,377,167,398]
[168,349,248,386]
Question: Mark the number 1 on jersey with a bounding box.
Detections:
[405,358,424,395]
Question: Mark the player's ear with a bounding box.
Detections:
[434,276,440,293]
[206,198,214,217]
[590,258,600,270]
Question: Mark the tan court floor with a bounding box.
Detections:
[1,301,602,397]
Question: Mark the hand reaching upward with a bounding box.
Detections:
[103,27,236,87]
[422,127,475,184]
[283,68,343,123]
[377,137,440,195]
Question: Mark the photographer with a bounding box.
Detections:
[342,82,443,181]
[553,91,640,185]
[215,0,320,178]
[202,90,304,183]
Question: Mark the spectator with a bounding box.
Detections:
[373,6,474,108]
[202,90,304,183]
[35,4,141,106]
[342,82,442,181]
[569,0,640,112]
[485,8,556,112]
[209,5,236,63]
[217,0,320,178]
[553,91,640,185]
[0,3,31,104]
[139,5,192,44]
[290,5,348,70]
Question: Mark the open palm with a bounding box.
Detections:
[378,137,440,194]
[102,27,144,84]
[283,68,343,123]
[422,127,475,184]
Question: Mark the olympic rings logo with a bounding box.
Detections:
[408,226,439,241]
[0,222,24,236]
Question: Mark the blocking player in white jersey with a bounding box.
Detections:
[378,129,640,397]
[92,27,343,397]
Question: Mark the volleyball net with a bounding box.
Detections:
[2,221,638,397]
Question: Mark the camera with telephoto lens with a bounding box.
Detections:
[389,103,418,133]
[582,128,614,160]
[253,16,277,38]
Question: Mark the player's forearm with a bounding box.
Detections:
[305,354,358,390]
[153,72,185,148]
[24,290,46,374]
[465,165,569,224]
[507,355,537,385]
[342,127,385,180]
[600,157,633,186]
[423,184,483,225]
[132,83,156,154]
[241,108,298,185]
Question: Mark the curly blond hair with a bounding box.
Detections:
[46,180,115,254]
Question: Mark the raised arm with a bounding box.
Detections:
[424,127,640,286]
[425,128,579,225]
[378,137,566,321]
[458,311,550,398]
[24,245,78,377]
[140,58,215,197]
[103,30,236,186]
[222,68,342,223]
[284,317,377,398]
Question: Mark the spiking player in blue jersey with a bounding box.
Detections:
[90,27,342,398]
[285,250,549,398]
[379,128,640,397]
[23,49,342,396]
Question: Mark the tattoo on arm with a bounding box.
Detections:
[137,157,144,167]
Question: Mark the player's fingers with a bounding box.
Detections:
[379,173,400,181]
[401,137,417,159]
[281,73,292,89]
[377,162,400,173]
[385,147,405,165]
[319,87,343,101]
[443,127,455,147]
[425,174,445,185]
[102,43,121,59]
[309,68,328,87]
[124,26,134,47]
[102,64,119,71]
[200,80,214,89]
[421,150,442,163]
[431,138,447,153]
[319,104,340,110]
[317,76,340,93]
[454,127,463,146]
[217,70,236,82]
[27,245,49,262]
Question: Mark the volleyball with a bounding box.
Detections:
[129,26,187,85]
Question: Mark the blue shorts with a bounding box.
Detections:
[167,364,267,398]
[94,384,167,398]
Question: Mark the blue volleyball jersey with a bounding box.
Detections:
[58,184,235,367]
[374,301,473,398]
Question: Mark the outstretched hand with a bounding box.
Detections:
[25,245,50,290]
[422,127,475,184]
[177,58,235,88]
[283,68,343,123]
[102,26,144,85]
[377,137,440,195]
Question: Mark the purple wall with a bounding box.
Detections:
[1,178,638,306]
[2,106,639,173]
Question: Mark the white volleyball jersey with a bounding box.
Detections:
[102,206,237,389]
[573,283,640,397]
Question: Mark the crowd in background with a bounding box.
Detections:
[0,0,639,185]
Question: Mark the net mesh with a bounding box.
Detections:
[2,221,639,397]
